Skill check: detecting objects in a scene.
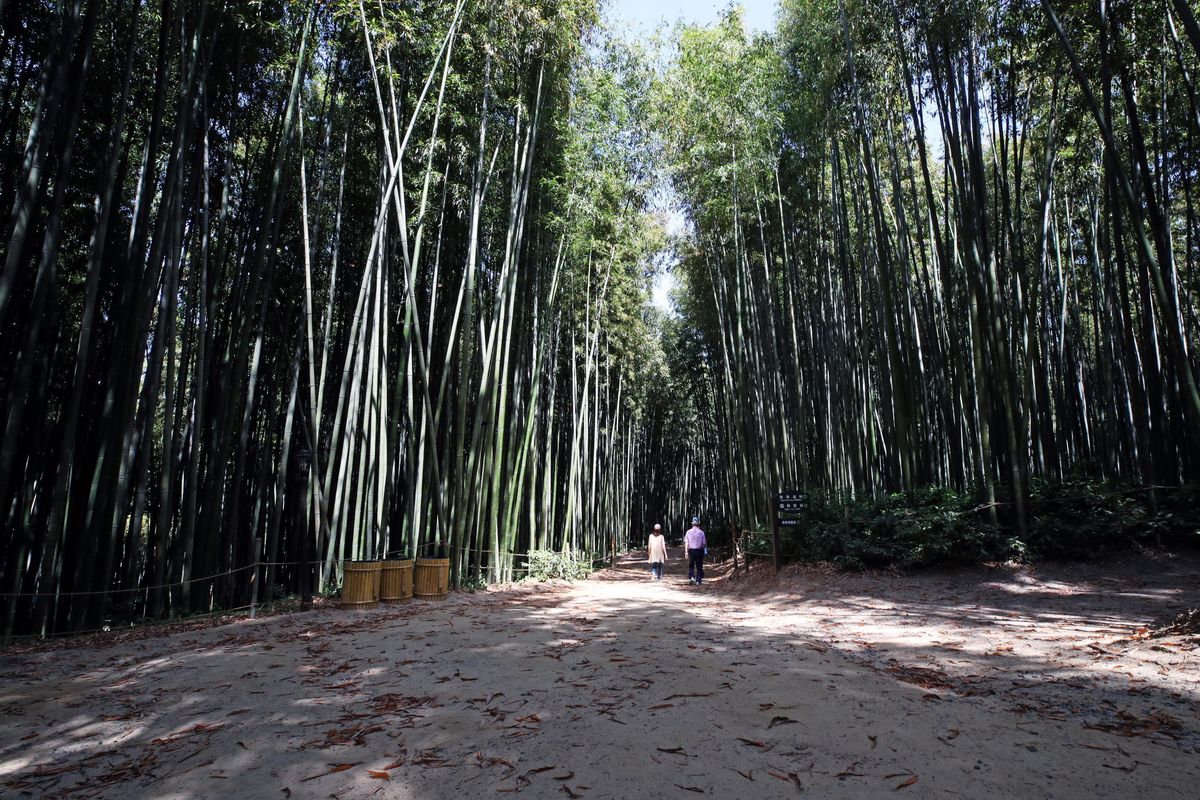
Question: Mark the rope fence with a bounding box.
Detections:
[763,483,1181,519]
[742,548,802,559]
[1,603,261,642]
[0,545,620,601]
[727,483,1193,565]
[1,546,621,641]
[726,483,1187,542]
[0,565,258,599]
[9,482,1171,601]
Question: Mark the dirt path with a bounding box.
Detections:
[2,550,1197,799]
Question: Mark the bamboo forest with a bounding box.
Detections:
[2,2,1200,798]
[1,0,1198,644]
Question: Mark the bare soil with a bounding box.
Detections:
[2,549,1198,799]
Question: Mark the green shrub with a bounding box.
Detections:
[762,486,1017,570]
[752,479,1200,570]
[524,550,593,581]
[1025,477,1147,559]
[458,574,489,592]
[1149,483,1200,546]
[1025,478,1200,558]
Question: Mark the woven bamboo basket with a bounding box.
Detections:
[341,560,382,609]
[413,557,450,600]
[380,559,413,603]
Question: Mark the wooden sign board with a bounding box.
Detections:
[775,491,808,516]
[771,491,808,572]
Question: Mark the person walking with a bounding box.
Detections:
[683,517,707,585]
[647,524,668,581]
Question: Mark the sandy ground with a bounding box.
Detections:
[1,549,1198,799]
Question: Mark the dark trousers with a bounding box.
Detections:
[650,562,663,580]
[687,548,705,583]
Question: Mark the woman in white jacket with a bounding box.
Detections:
[647,524,668,581]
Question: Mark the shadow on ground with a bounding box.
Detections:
[0,549,1197,799]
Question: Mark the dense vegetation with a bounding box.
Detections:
[0,0,678,638]
[2,0,1198,638]
[659,1,1200,564]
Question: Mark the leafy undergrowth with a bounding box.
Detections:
[747,479,1200,571]
[523,550,593,582]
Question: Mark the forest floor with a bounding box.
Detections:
[1,549,1198,799]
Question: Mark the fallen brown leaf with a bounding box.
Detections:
[895,775,918,790]
[301,763,361,782]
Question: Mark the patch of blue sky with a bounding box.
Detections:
[604,3,781,314]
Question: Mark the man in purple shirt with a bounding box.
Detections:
[683,517,707,585]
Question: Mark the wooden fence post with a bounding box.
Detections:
[250,537,262,619]
[732,522,739,573]
[772,497,782,573]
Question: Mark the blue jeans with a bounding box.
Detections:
[650,562,663,580]
[687,549,704,583]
